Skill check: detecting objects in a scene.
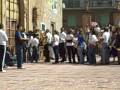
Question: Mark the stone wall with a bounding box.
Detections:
[29,0,63,32]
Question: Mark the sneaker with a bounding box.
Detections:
[0,70,6,73]
[17,67,25,69]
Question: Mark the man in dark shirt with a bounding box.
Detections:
[15,25,28,69]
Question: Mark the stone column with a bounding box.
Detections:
[113,12,120,26]
[82,12,91,31]
[18,0,25,28]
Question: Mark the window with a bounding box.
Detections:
[67,15,77,27]
[52,0,57,14]
[90,0,113,7]
[6,0,19,51]
[41,23,46,31]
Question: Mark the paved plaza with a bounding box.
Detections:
[0,62,120,90]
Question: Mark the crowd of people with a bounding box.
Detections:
[0,23,120,72]
[44,25,120,65]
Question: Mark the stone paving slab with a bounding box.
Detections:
[0,63,120,90]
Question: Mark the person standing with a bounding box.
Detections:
[15,26,28,69]
[72,31,80,64]
[114,27,120,64]
[53,30,60,64]
[66,29,74,63]
[31,34,39,63]
[28,34,33,62]
[44,29,53,62]
[0,24,8,72]
[77,30,86,64]
[88,29,98,64]
[59,27,66,62]
[21,28,27,63]
[101,27,111,64]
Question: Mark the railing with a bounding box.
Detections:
[63,0,119,9]
[89,0,113,8]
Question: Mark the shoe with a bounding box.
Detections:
[60,60,65,63]
[0,70,6,73]
[69,62,72,64]
[73,62,77,64]
[52,62,59,64]
[17,67,25,69]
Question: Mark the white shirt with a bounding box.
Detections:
[22,32,27,39]
[102,31,110,44]
[73,37,78,48]
[31,37,39,47]
[59,31,66,43]
[89,34,98,45]
[28,36,33,47]
[0,29,8,46]
[53,34,59,46]
[46,32,53,44]
[66,34,74,46]
[95,27,101,33]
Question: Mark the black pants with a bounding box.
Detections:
[73,47,80,63]
[59,43,66,61]
[44,44,50,62]
[0,45,5,71]
[67,46,74,63]
[23,46,27,63]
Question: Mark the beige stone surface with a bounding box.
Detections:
[0,63,120,90]
[29,0,63,31]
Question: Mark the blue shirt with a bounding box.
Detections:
[15,31,23,45]
[78,34,84,47]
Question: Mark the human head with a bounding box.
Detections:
[0,24,3,29]
[17,25,23,31]
[67,28,72,34]
[61,27,65,33]
[91,29,96,35]
[104,27,109,32]
[53,30,59,35]
[45,29,50,33]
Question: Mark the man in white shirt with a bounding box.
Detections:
[28,35,33,62]
[0,24,8,72]
[66,30,74,63]
[101,27,111,64]
[31,34,39,63]
[44,29,53,62]
[53,30,59,63]
[94,25,101,35]
[59,27,66,62]
[88,29,98,64]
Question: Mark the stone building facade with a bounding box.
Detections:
[0,0,63,51]
[29,0,63,33]
[63,0,120,28]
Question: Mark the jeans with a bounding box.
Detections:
[16,45,23,68]
[101,43,110,64]
[59,43,66,61]
[53,46,59,63]
[28,47,33,62]
[88,45,96,64]
[78,46,84,64]
[32,46,39,63]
